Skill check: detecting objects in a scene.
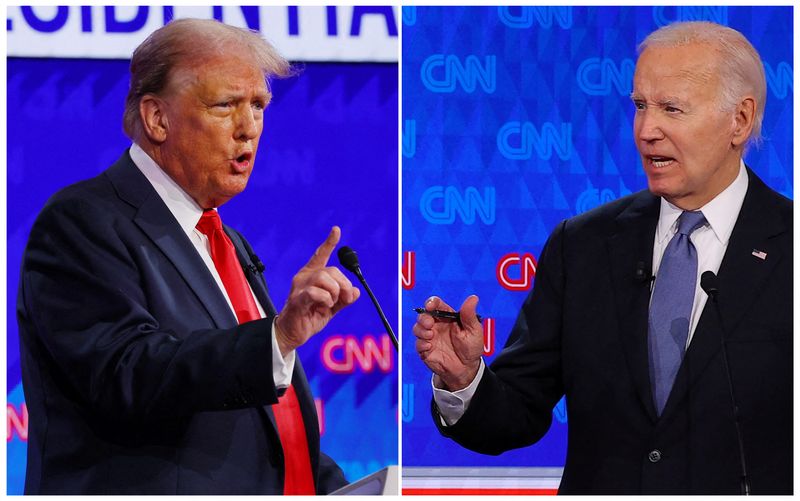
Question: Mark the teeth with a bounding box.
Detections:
[651,157,673,168]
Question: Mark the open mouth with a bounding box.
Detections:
[233,151,253,170]
[648,155,675,168]
[232,152,253,171]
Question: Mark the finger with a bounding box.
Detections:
[416,338,432,354]
[415,313,435,330]
[303,269,342,304]
[412,322,434,340]
[325,266,357,303]
[425,295,455,313]
[331,286,360,314]
[304,226,341,269]
[459,295,482,328]
[298,285,336,309]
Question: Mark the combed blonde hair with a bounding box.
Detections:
[123,18,294,140]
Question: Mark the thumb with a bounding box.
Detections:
[459,295,482,328]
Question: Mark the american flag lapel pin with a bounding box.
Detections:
[751,249,767,260]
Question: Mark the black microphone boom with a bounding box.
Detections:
[337,246,398,351]
[700,271,750,495]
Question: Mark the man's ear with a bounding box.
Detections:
[731,96,756,147]
[139,94,169,144]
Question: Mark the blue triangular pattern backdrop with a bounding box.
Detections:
[402,5,793,470]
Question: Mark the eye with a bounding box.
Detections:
[252,100,265,111]
[215,100,233,108]
[632,100,646,111]
[664,105,682,114]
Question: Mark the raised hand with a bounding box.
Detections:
[274,226,360,356]
[413,295,484,391]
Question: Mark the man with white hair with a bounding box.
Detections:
[18,18,358,494]
[414,21,791,494]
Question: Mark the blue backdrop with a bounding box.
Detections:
[401,5,792,470]
[7,59,398,492]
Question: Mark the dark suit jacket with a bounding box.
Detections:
[436,169,792,494]
[17,150,347,494]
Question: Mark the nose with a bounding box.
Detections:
[235,107,260,141]
[635,109,665,143]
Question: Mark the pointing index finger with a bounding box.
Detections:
[305,226,341,269]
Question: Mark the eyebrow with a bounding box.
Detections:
[656,96,686,107]
[213,89,271,103]
[628,94,686,106]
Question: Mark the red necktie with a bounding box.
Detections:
[196,209,315,494]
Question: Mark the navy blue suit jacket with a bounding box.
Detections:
[18,150,347,494]
[436,169,792,494]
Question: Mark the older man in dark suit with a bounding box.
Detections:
[18,18,359,494]
[414,21,791,494]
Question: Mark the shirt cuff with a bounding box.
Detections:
[431,359,485,426]
[271,321,295,388]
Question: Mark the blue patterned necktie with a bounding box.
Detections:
[648,210,707,415]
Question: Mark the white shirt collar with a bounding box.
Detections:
[655,160,749,245]
[129,142,207,237]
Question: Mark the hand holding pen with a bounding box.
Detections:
[412,295,485,391]
[413,308,483,324]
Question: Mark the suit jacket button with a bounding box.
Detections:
[648,449,662,463]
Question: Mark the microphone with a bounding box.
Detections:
[251,254,265,273]
[700,271,719,298]
[337,246,398,351]
[245,253,266,276]
[700,271,750,495]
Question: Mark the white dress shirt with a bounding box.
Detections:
[129,143,295,388]
[433,161,749,425]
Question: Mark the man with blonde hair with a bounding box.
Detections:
[415,21,791,494]
[19,18,356,494]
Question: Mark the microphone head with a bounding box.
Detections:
[337,246,360,274]
[700,270,719,297]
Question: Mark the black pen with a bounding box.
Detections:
[413,308,483,323]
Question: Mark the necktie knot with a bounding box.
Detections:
[196,209,223,236]
[677,210,706,236]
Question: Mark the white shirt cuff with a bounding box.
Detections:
[431,359,485,426]
[271,321,295,389]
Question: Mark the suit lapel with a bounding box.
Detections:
[607,192,660,422]
[225,227,278,317]
[106,150,238,329]
[668,171,786,402]
[225,227,284,445]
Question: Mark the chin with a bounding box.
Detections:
[224,186,249,203]
[646,180,676,201]
[646,178,664,195]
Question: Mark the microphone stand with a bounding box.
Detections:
[351,266,398,351]
[701,272,750,495]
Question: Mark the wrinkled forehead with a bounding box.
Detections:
[166,54,270,96]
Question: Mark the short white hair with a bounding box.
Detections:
[639,21,766,149]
